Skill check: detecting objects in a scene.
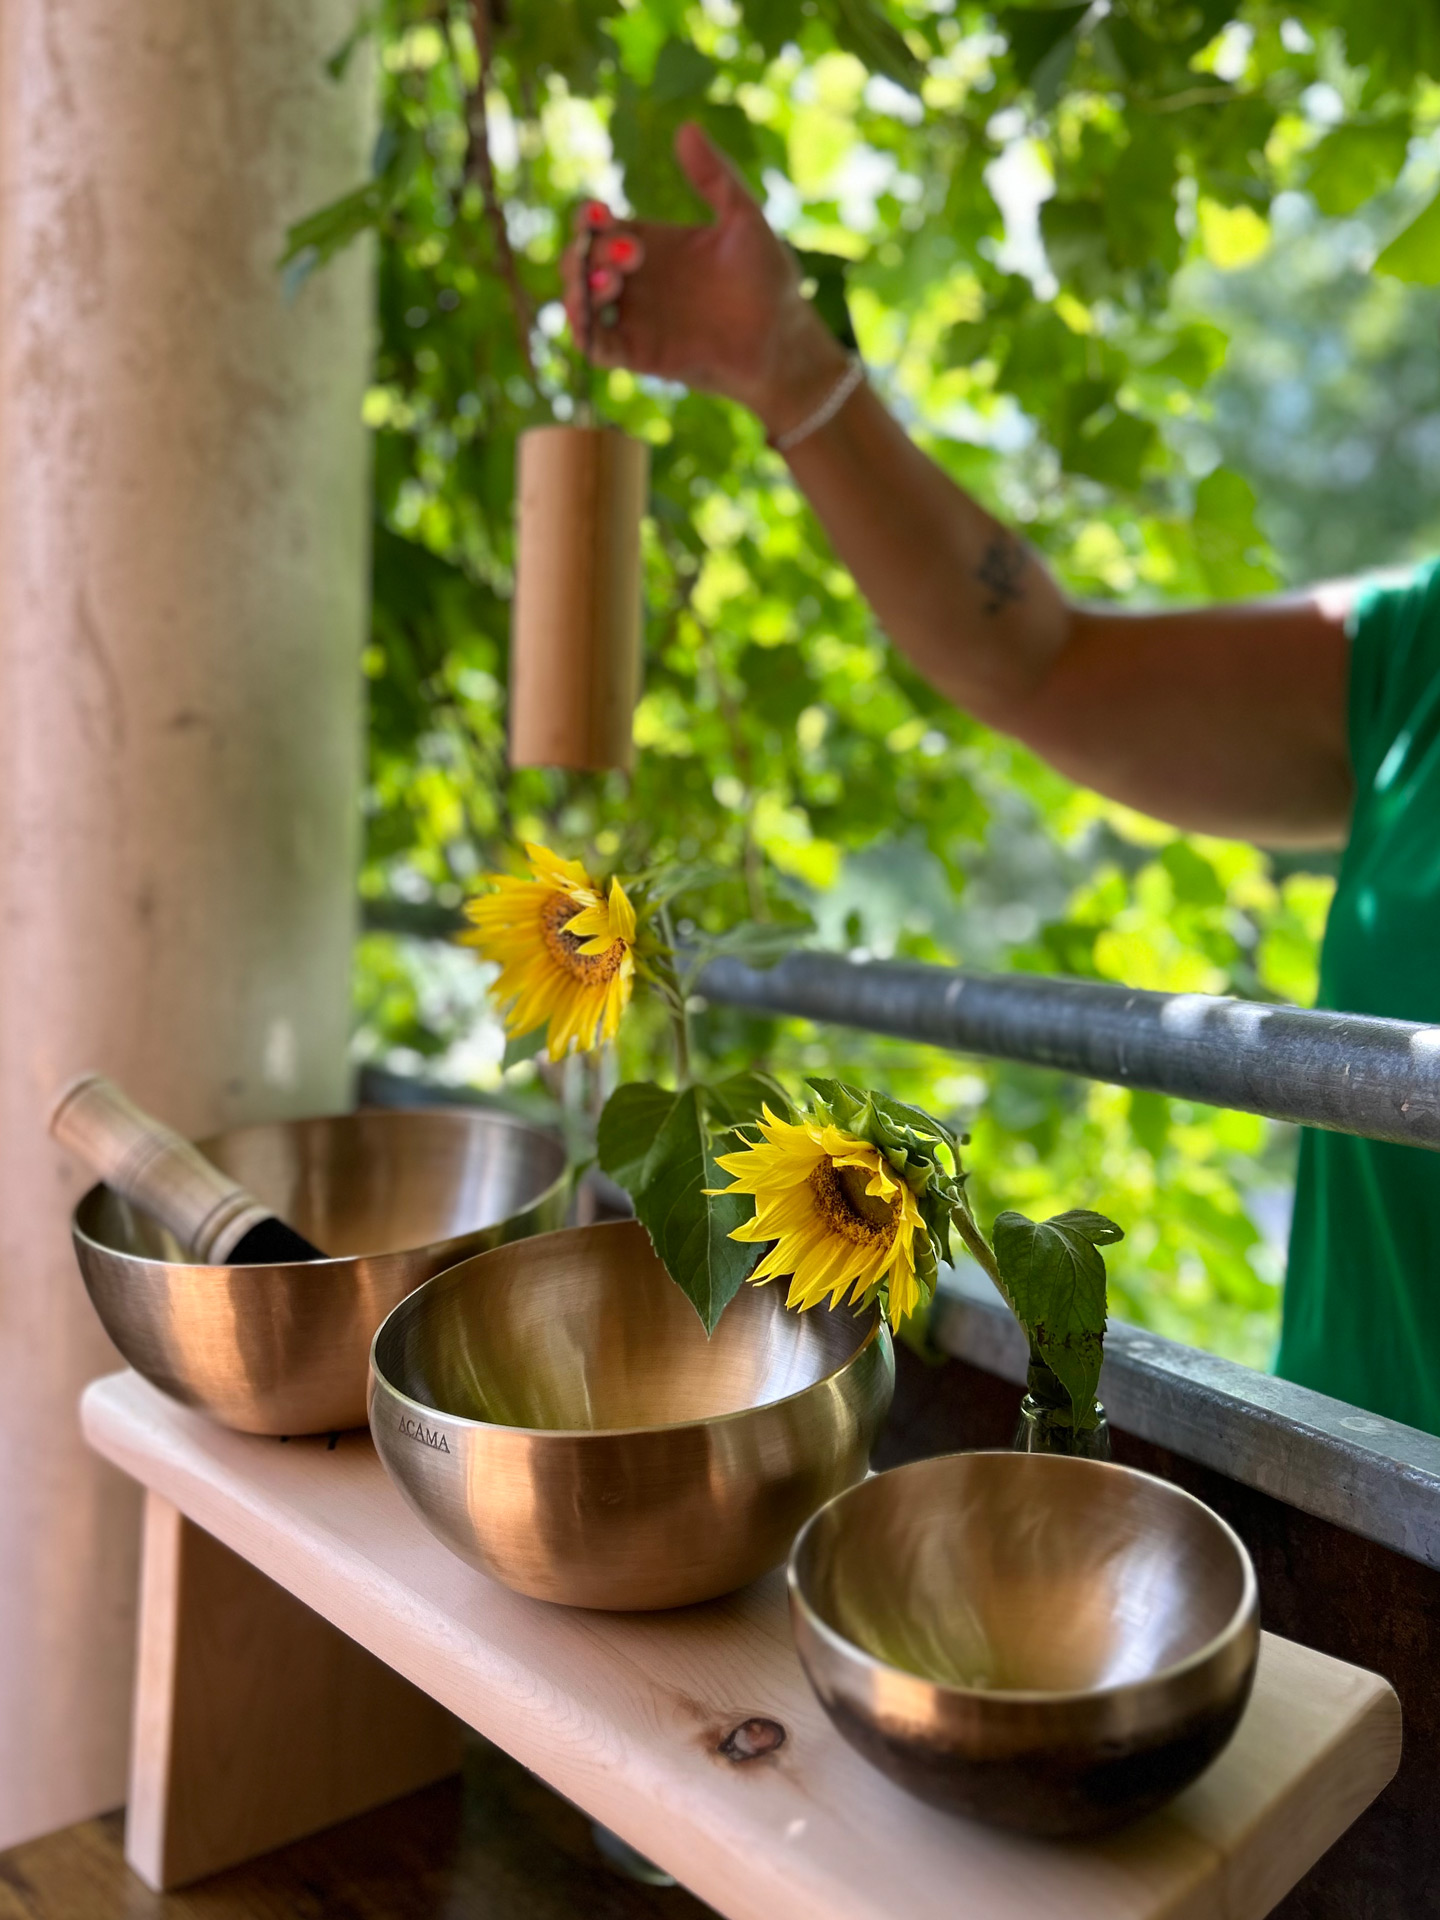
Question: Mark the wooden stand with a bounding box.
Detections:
[125,1490,460,1890]
[508,424,649,772]
[84,1371,1401,1916]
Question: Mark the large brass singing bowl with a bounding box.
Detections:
[369,1219,895,1610]
[789,1451,1260,1836]
[73,1109,569,1437]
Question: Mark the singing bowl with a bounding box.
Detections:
[73,1108,569,1437]
[789,1451,1260,1836]
[369,1219,895,1610]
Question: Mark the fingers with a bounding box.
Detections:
[560,218,648,360]
[675,120,756,220]
[607,233,644,271]
[569,207,645,262]
[589,265,623,304]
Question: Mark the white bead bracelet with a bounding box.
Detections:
[770,353,866,454]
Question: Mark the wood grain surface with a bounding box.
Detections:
[83,1371,1402,1920]
[127,1490,461,1889]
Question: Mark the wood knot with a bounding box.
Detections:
[717,1717,786,1762]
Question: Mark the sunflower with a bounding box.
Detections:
[462,842,636,1060]
[712,1106,927,1329]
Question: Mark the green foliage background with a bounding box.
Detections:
[297,0,1440,1368]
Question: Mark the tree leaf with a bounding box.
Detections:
[998,5,1088,91]
[791,248,860,350]
[1062,409,1157,491]
[650,39,718,105]
[827,0,925,89]
[991,1209,1122,1422]
[684,917,813,984]
[1375,191,1440,286]
[1305,121,1409,219]
[501,1024,548,1071]
[597,1081,763,1332]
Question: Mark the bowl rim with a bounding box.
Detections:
[71,1104,570,1276]
[787,1448,1259,1708]
[368,1218,891,1443]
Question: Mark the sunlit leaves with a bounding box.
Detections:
[1375,192,1440,286]
[1305,123,1410,220]
[1197,200,1271,270]
[333,0,1440,1370]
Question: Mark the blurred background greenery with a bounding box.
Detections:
[292,0,1440,1367]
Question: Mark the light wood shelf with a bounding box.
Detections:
[83,1370,1401,1918]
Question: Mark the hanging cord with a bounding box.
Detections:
[577,221,596,427]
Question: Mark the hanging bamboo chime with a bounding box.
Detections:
[508,215,649,773]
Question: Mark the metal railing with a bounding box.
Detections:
[698,951,1440,1151]
[362,898,1440,1151]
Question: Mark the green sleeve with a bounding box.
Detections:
[1347,556,1440,792]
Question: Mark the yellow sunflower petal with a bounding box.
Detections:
[460,843,636,1059]
[523,842,592,892]
[608,876,636,942]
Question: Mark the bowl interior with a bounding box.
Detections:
[76,1108,568,1263]
[797,1453,1250,1696]
[374,1219,876,1432]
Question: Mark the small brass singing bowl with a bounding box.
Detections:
[369,1219,895,1610]
[789,1451,1260,1837]
[73,1109,569,1437]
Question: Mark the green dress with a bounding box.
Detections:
[1280,557,1440,1433]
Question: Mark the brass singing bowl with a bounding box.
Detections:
[789,1451,1260,1836]
[73,1109,569,1436]
[369,1219,895,1610]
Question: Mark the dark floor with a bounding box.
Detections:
[0,1738,717,1919]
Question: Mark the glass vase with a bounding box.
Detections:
[1012,1394,1111,1458]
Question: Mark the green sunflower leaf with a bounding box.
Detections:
[597,1080,762,1333]
[991,1209,1123,1426]
[595,1080,679,1192]
[705,1069,794,1131]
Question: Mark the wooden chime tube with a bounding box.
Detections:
[508,424,649,773]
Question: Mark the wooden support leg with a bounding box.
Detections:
[125,1490,462,1891]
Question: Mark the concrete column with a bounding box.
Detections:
[0,0,373,1846]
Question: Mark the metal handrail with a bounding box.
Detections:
[698,952,1440,1151]
[357,891,1440,1152]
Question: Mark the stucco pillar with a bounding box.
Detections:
[0,0,373,1846]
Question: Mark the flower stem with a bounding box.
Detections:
[657,905,692,1089]
[950,1198,1016,1317]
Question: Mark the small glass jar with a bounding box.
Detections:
[1011,1362,1110,1459]
[1012,1393,1111,1459]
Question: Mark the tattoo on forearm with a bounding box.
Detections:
[976,531,1028,614]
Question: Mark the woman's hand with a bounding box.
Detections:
[561,122,850,440]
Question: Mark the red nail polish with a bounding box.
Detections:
[609,236,639,267]
[583,201,612,231]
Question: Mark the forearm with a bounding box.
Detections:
[762,350,1351,846]
[775,370,1071,722]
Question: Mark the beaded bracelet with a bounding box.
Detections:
[770,353,866,454]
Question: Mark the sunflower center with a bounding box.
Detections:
[540,892,626,984]
[809,1157,899,1247]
